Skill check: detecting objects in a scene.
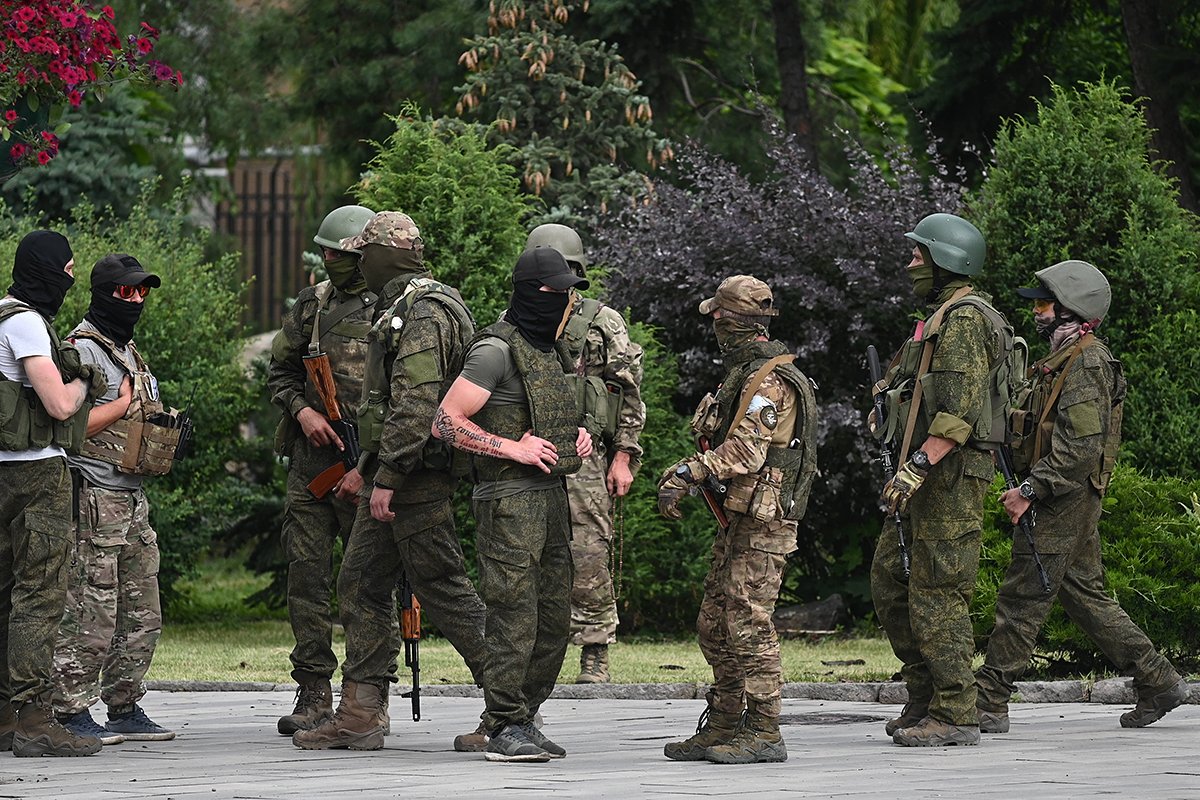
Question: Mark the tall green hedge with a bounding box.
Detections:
[973,466,1200,673]
[0,188,258,594]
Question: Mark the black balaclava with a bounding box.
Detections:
[8,230,74,319]
[86,288,144,347]
[508,280,572,352]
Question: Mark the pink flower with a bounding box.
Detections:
[102,6,115,20]
[140,22,159,38]
[36,150,51,165]
[14,7,36,23]
[67,90,82,107]
[152,62,173,81]
[136,37,153,54]
[9,143,28,161]
[4,110,16,123]
[40,131,57,143]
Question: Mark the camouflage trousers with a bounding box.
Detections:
[473,485,572,732]
[976,490,1180,710]
[871,457,987,727]
[52,484,161,716]
[338,492,486,688]
[282,439,358,682]
[566,449,618,646]
[0,457,71,706]
[697,512,797,719]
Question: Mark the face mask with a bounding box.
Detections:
[907,264,934,301]
[324,253,362,291]
[86,287,144,346]
[8,230,75,319]
[508,281,572,352]
[358,244,426,294]
[713,316,764,353]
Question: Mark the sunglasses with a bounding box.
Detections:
[1032,298,1054,312]
[116,284,150,299]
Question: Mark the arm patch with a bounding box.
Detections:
[400,348,442,387]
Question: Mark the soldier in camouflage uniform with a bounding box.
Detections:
[52,254,177,745]
[524,224,645,684]
[1,231,105,757]
[433,246,590,763]
[293,211,489,752]
[659,275,818,765]
[869,213,1000,747]
[268,205,380,735]
[975,261,1188,733]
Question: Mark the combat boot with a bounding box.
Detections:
[1120,678,1189,729]
[884,701,929,736]
[277,673,334,735]
[378,690,391,736]
[977,705,1010,734]
[0,702,14,751]
[292,681,385,751]
[11,702,101,757]
[663,706,742,761]
[453,720,490,752]
[576,644,610,684]
[705,710,787,764]
[892,716,979,747]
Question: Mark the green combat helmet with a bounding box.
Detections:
[313,205,376,253]
[526,223,587,274]
[904,213,986,276]
[1033,260,1111,325]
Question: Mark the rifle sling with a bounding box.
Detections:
[308,286,377,355]
[1032,333,1097,463]
[898,285,973,465]
[729,354,795,430]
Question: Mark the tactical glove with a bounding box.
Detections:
[78,364,108,401]
[657,461,695,520]
[881,459,929,516]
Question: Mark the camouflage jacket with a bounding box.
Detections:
[559,297,645,460]
[267,280,375,426]
[1022,335,1123,503]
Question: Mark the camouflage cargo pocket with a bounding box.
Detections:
[82,486,133,547]
[724,474,756,515]
[83,542,119,589]
[748,468,784,523]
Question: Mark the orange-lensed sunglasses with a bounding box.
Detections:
[116,284,150,299]
[1032,297,1054,312]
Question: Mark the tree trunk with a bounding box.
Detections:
[1120,0,1197,212]
[770,0,816,166]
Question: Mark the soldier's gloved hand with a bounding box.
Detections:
[78,364,108,401]
[867,407,883,438]
[881,459,929,516]
[657,461,696,520]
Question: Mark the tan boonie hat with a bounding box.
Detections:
[339,211,423,253]
[698,275,779,317]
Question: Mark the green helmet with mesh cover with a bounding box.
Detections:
[313,205,375,253]
[1032,260,1111,323]
[904,213,986,276]
[525,223,587,272]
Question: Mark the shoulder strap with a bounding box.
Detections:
[0,300,37,325]
[899,284,973,464]
[308,284,376,355]
[730,354,795,427]
[1033,333,1097,459]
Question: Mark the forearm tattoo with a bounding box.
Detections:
[435,407,506,457]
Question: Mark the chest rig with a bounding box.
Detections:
[557,296,620,445]
[302,281,376,417]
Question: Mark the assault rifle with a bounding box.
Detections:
[399,571,422,721]
[995,446,1051,594]
[696,437,729,531]
[303,352,361,498]
[867,345,911,577]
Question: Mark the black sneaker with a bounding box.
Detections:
[483,723,551,763]
[106,705,175,741]
[517,721,566,758]
[60,709,124,746]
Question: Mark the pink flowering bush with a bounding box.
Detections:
[0,1,181,170]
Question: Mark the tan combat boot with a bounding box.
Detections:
[11,702,101,757]
[277,674,334,735]
[292,681,386,751]
[892,715,980,747]
[977,705,1010,734]
[663,706,742,761]
[885,701,929,736]
[0,702,14,751]
[378,690,391,736]
[453,720,490,752]
[705,709,788,764]
[576,644,610,684]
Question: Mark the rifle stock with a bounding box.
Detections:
[697,437,729,531]
[302,352,361,487]
[306,462,346,499]
[867,345,911,577]
[400,571,421,722]
[996,446,1052,594]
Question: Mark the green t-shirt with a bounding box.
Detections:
[459,338,527,405]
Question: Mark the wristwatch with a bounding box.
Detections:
[1018,480,1037,501]
[675,463,696,484]
[909,449,931,471]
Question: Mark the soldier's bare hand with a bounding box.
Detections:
[334,467,363,502]
[607,455,634,497]
[575,427,593,459]
[297,407,341,449]
[511,430,557,473]
[999,487,1031,525]
[370,486,396,522]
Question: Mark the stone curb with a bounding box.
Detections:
[147,679,1198,705]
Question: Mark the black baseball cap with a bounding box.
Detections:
[513,246,589,291]
[1016,283,1055,300]
[91,254,162,289]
